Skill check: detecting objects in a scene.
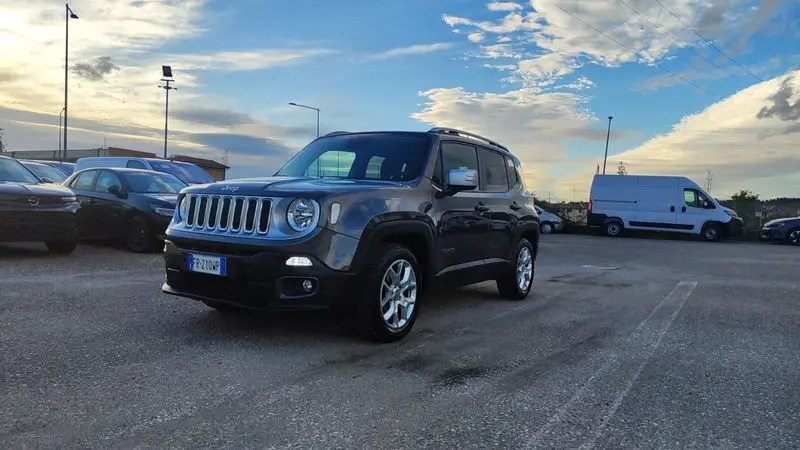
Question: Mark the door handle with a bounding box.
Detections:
[509,202,522,211]
[681,206,687,213]
[474,203,490,213]
[670,206,675,212]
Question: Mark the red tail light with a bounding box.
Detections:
[588,200,592,213]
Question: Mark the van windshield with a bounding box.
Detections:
[150,161,215,184]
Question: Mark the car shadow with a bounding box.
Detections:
[0,243,51,258]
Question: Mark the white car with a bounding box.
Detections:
[587,174,743,241]
[535,206,563,234]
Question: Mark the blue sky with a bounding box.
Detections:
[0,0,798,200]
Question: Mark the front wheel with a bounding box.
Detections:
[702,223,721,242]
[786,228,800,246]
[496,238,535,300]
[352,244,421,343]
[45,241,77,255]
[540,222,554,234]
[126,215,157,253]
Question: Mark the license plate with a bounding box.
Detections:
[187,253,226,276]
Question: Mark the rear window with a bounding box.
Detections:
[149,161,215,184]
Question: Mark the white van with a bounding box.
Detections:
[74,157,215,185]
[587,174,743,241]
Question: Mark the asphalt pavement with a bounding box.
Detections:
[1,235,798,449]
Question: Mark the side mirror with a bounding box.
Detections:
[108,185,125,198]
[40,177,55,184]
[447,168,478,191]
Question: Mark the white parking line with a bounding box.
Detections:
[522,280,698,449]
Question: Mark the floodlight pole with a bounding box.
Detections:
[288,102,320,138]
[602,116,613,175]
[64,4,78,163]
[159,78,176,159]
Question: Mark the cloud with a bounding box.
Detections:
[71,56,121,82]
[172,108,256,128]
[467,33,485,43]
[636,58,782,91]
[187,133,294,158]
[561,70,800,199]
[166,49,334,72]
[488,2,523,12]
[367,43,455,61]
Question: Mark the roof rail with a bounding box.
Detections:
[427,127,509,152]
[322,131,350,137]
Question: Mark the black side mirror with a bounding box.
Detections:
[40,177,55,184]
[108,185,125,198]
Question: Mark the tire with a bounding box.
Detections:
[604,220,623,237]
[351,244,421,343]
[701,223,721,242]
[786,228,800,246]
[45,241,77,255]
[496,238,535,300]
[540,222,554,234]
[126,215,157,253]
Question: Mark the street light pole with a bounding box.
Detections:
[58,108,65,160]
[64,4,78,163]
[158,66,176,159]
[288,102,320,138]
[602,115,613,175]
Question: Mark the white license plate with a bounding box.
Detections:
[187,253,226,276]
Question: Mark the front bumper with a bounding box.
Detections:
[554,221,564,231]
[0,210,78,243]
[162,233,356,311]
[760,227,785,242]
[725,218,744,237]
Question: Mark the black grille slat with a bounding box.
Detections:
[220,198,231,229]
[208,197,219,228]
[258,200,271,233]
[197,197,208,227]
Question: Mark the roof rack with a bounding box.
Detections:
[322,131,351,137]
[427,127,509,152]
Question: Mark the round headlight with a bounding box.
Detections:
[178,196,189,222]
[287,198,318,232]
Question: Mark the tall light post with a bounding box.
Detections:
[64,3,78,162]
[158,65,176,159]
[58,107,65,160]
[602,115,613,175]
[288,102,320,138]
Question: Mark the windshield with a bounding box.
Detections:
[22,162,68,183]
[275,133,432,181]
[0,158,41,184]
[149,161,215,184]
[123,171,187,194]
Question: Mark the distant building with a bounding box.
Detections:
[170,154,229,181]
[9,147,229,180]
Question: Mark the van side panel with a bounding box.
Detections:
[628,176,683,231]
[588,175,638,228]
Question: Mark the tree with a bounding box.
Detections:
[617,161,627,175]
[730,190,759,201]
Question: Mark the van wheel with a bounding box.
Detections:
[702,223,721,242]
[540,222,554,234]
[604,220,623,237]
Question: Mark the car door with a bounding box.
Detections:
[68,169,100,237]
[431,141,490,275]
[476,147,514,264]
[675,187,712,233]
[92,170,128,239]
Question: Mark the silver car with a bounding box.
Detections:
[535,206,563,234]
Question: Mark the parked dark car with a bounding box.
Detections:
[20,159,75,176]
[0,155,79,254]
[162,127,541,342]
[63,168,187,252]
[761,216,800,245]
[20,160,70,184]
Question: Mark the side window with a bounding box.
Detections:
[365,156,385,179]
[305,150,356,177]
[478,148,509,192]
[71,170,97,190]
[683,189,698,208]
[126,160,147,169]
[95,171,123,193]
[440,141,479,186]
[513,158,527,192]
[431,151,444,186]
[505,156,518,187]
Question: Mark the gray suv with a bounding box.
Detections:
[161,127,541,342]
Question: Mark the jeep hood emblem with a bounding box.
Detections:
[28,197,39,207]
[221,186,239,192]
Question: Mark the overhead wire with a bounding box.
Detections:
[544,0,722,98]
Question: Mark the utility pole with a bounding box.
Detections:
[158,66,176,159]
[64,4,79,163]
[603,116,613,174]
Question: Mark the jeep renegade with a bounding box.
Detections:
[162,127,541,342]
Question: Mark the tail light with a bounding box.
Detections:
[588,200,592,213]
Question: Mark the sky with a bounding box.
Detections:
[0,0,798,202]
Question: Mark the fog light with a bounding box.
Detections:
[286,256,312,267]
[302,279,313,292]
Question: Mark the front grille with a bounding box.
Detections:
[184,194,271,235]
